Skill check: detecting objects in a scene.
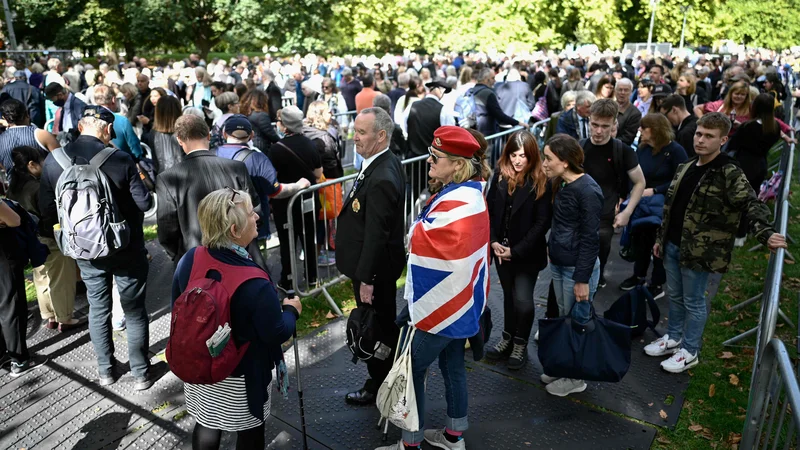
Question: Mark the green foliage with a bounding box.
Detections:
[7,0,800,56]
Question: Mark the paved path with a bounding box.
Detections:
[0,235,721,449]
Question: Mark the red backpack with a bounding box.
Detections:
[167,247,269,384]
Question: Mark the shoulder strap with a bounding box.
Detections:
[89,147,117,170]
[638,285,661,333]
[274,141,312,174]
[188,246,270,290]
[233,147,255,163]
[52,147,73,170]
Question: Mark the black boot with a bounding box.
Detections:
[508,337,528,370]
[486,331,513,360]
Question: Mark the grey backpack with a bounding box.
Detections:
[52,147,130,260]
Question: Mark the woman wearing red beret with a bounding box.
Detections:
[378,126,491,450]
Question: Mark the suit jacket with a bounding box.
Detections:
[487,174,552,272]
[335,151,405,284]
[496,80,535,117]
[54,94,87,134]
[156,150,258,261]
[556,108,586,140]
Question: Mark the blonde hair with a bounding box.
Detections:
[680,72,696,95]
[305,100,329,130]
[446,155,477,184]
[198,188,253,249]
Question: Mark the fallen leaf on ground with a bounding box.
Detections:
[729,432,742,444]
[730,374,740,386]
[709,384,716,397]
[689,424,703,432]
[719,321,733,326]
[659,409,668,420]
[656,436,671,444]
[719,351,735,359]
[648,402,654,407]
[325,311,338,319]
[713,372,722,377]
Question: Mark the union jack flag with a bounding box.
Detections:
[404,180,491,339]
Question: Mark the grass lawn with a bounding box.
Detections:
[652,180,799,449]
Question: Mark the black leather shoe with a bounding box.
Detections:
[345,388,376,405]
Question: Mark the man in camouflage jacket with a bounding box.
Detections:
[645,112,787,374]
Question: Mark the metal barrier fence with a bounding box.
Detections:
[741,338,800,449]
[281,124,549,312]
[724,135,796,348]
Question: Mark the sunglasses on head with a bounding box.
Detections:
[225,186,238,214]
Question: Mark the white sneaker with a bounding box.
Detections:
[734,237,746,247]
[661,348,698,373]
[644,334,680,356]
[546,377,587,397]
[534,330,539,341]
[374,441,404,450]
[424,429,466,450]
[540,373,559,384]
[112,317,126,331]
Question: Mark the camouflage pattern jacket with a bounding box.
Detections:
[657,154,776,273]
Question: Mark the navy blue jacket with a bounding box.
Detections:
[636,141,688,195]
[548,175,604,283]
[173,247,298,420]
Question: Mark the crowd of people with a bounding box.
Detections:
[0,47,796,449]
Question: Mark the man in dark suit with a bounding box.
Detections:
[2,70,44,127]
[39,107,153,389]
[335,107,405,405]
[155,114,262,266]
[44,82,87,135]
[556,90,595,140]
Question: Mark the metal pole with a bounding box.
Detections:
[647,0,659,54]
[2,0,17,51]
[679,6,690,50]
[292,329,309,450]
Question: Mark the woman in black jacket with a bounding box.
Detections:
[486,131,552,369]
[240,89,280,156]
[540,133,603,397]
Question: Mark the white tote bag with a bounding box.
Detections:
[376,326,419,432]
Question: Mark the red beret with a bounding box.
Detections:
[431,126,481,159]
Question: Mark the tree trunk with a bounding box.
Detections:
[124,42,136,60]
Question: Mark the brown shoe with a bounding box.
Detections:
[45,320,58,330]
[59,317,88,332]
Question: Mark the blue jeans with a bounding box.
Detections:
[76,247,150,377]
[550,258,600,324]
[402,328,469,444]
[663,242,710,356]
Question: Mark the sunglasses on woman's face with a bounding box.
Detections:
[427,147,439,164]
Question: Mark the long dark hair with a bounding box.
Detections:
[9,146,43,193]
[153,96,182,133]
[545,134,585,202]
[498,130,546,199]
[750,93,778,135]
[402,78,420,110]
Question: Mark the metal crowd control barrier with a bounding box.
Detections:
[531,118,551,150]
[488,126,524,168]
[282,125,537,312]
[724,135,796,348]
[332,110,357,168]
[741,338,800,449]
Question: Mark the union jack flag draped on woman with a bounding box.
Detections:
[404,180,491,338]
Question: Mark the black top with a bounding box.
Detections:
[407,97,443,157]
[548,175,604,283]
[335,151,406,284]
[270,134,322,222]
[487,175,553,272]
[666,161,711,246]
[583,138,638,219]
[728,120,781,174]
[156,150,258,261]
[247,111,280,154]
[339,79,363,112]
[39,135,152,246]
[676,114,698,158]
[636,141,688,194]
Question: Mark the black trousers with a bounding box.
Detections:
[0,256,28,363]
[496,263,539,341]
[737,165,768,238]
[599,216,615,281]
[352,277,400,394]
[632,224,666,286]
[274,205,318,289]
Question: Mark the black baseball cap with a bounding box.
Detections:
[82,106,116,139]
[652,84,673,98]
[425,80,452,94]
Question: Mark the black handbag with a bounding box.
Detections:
[346,306,392,364]
[537,303,632,382]
[604,285,660,338]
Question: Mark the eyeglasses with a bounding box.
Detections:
[427,147,439,164]
[323,85,332,90]
[225,186,237,214]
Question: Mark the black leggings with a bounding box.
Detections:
[496,263,539,341]
[192,423,265,450]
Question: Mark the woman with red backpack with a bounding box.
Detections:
[169,188,302,450]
